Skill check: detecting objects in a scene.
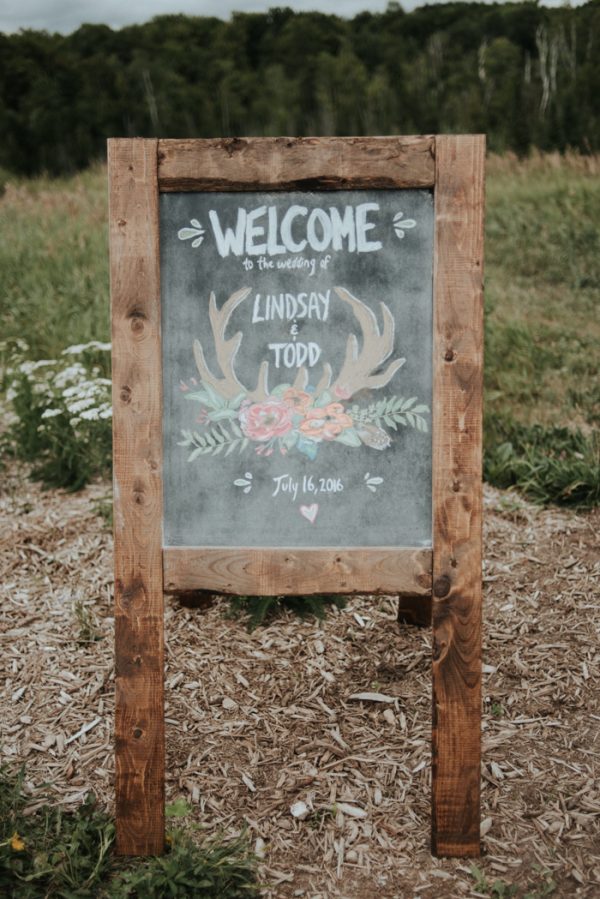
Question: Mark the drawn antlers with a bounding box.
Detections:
[193,286,405,402]
[330,287,405,398]
[193,287,270,402]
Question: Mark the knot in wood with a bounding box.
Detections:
[223,137,246,157]
[444,348,456,362]
[133,484,145,505]
[432,636,446,662]
[133,728,143,739]
[119,578,146,610]
[120,385,132,404]
[433,575,451,598]
[127,308,147,323]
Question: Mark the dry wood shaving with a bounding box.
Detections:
[1,463,599,897]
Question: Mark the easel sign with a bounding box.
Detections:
[108,136,485,859]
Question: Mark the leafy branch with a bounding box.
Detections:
[349,395,430,433]
[184,381,245,422]
[178,422,250,459]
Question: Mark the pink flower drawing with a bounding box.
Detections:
[239,398,294,442]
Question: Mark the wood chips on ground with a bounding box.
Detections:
[1,463,599,897]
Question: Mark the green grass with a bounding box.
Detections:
[0,167,110,358]
[229,594,347,629]
[485,153,600,432]
[0,765,261,898]
[469,861,557,898]
[483,153,600,505]
[0,153,598,505]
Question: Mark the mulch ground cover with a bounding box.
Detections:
[1,462,599,897]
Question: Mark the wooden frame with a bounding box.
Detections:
[108,134,485,859]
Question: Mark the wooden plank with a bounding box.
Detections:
[431,135,485,858]
[108,137,165,856]
[158,136,435,192]
[163,548,432,597]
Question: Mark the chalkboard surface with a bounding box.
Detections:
[160,189,433,548]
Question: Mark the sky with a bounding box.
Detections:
[0,0,582,34]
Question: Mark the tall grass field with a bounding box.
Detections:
[0,154,598,505]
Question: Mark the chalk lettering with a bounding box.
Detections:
[208,203,382,257]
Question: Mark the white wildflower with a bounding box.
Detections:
[66,397,96,414]
[62,340,111,355]
[53,364,87,388]
[63,344,87,355]
[62,385,82,398]
[19,359,56,375]
[80,408,101,421]
[99,407,113,419]
[41,408,62,419]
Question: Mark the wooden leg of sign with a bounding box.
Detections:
[109,138,165,855]
[397,594,431,627]
[431,134,485,858]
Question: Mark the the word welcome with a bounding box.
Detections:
[208,203,383,258]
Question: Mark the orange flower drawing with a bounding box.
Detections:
[282,388,313,415]
[299,403,353,441]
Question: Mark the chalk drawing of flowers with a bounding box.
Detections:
[178,219,205,247]
[239,398,294,442]
[299,403,354,442]
[393,212,416,239]
[177,286,429,462]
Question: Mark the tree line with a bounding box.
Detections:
[1,1,600,176]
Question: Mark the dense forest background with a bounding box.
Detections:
[1,1,600,176]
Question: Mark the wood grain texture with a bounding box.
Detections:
[163,548,432,597]
[431,135,485,857]
[157,136,435,191]
[109,138,165,856]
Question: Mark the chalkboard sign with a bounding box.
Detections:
[160,189,433,548]
[108,136,485,861]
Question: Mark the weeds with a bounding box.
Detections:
[0,766,261,898]
[93,495,113,530]
[491,701,504,719]
[73,600,102,644]
[109,830,261,898]
[469,862,557,898]
[0,765,114,897]
[228,594,346,630]
[1,339,112,490]
[524,866,557,898]
[484,417,600,507]
[471,864,518,897]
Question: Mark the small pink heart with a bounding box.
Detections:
[300,503,319,524]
